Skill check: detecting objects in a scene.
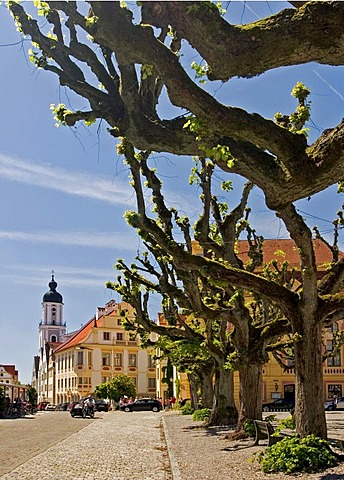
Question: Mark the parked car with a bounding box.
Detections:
[70,402,84,417]
[119,398,162,412]
[56,402,69,411]
[262,398,295,412]
[45,403,57,411]
[67,401,78,411]
[95,400,110,412]
[37,401,49,411]
[325,396,344,411]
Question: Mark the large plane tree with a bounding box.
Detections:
[6,1,344,438]
[109,144,292,428]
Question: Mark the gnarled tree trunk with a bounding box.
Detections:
[294,318,327,438]
[187,372,199,410]
[237,363,263,430]
[200,370,214,409]
[208,365,237,426]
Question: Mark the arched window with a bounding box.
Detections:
[51,335,57,342]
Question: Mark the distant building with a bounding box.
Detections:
[54,300,157,403]
[32,275,157,404]
[32,274,67,402]
[0,364,18,389]
[0,364,29,402]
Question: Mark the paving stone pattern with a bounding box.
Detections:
[0,411,171,480]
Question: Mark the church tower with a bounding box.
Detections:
[39,273,66,350]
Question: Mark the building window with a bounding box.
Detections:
[84,377,91,385]
[88,351,92,366]
[117,319,122,326]
[51,335,57,342]
[102,352,110,366]
[102,376,110,383]
[77,351,84,366]
[148,355,155,368]
[327,322,339,333]
[113,353,122,366]
[326,340,341,366]
[117,332,123,341]
[103,332,110,341]
[148,378,156,389]
[328,384,342,398]
[129,354,137,367]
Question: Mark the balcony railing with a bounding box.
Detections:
[324,367,344,374]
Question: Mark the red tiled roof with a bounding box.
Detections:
[53,301,133,354]
[236,238,342,269]
[54,316,104,353]
[193,238,342,270]
[1,365,17,377]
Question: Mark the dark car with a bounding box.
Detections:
[119,398,162,412]
[70,402,95,418]
[67,401,78,411]
[262,398,295,412]
[95,400,110,412]
[56,402,69,411]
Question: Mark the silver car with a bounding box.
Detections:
[324,396,344,411]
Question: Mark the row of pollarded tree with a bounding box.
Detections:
[7,1,344,439]
[109,144,344,436]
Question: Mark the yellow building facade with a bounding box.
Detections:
[54,301,157,403]
[167,239,344,406]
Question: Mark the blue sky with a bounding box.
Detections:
[0,1,343,384]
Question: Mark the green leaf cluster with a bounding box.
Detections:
[94,374,136,402]
[191,61,208,84]
[50,103,72,127]
[243,419,256,437]
[85,15,99,27]
[274,82,311,137]
[33,1,50,17]
[255,435,338,474]
[141,64,154,80]
[180,400,194,415]
[273,415,295,435]
[192,408,211,421]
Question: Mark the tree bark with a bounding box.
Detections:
[208,364,237,426]
[200,370,214,409]
[293,318,327,438]
[237,363,263,429]
[187,372,199,410]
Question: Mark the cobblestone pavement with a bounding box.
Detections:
[0,410,171,480]
[2,410,344,480]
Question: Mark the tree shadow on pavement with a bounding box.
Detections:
[319,476,344,480]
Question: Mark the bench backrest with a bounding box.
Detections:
[254,420,275,435]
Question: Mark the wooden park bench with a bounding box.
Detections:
[253,420,289,446]
[254,420,344,454]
